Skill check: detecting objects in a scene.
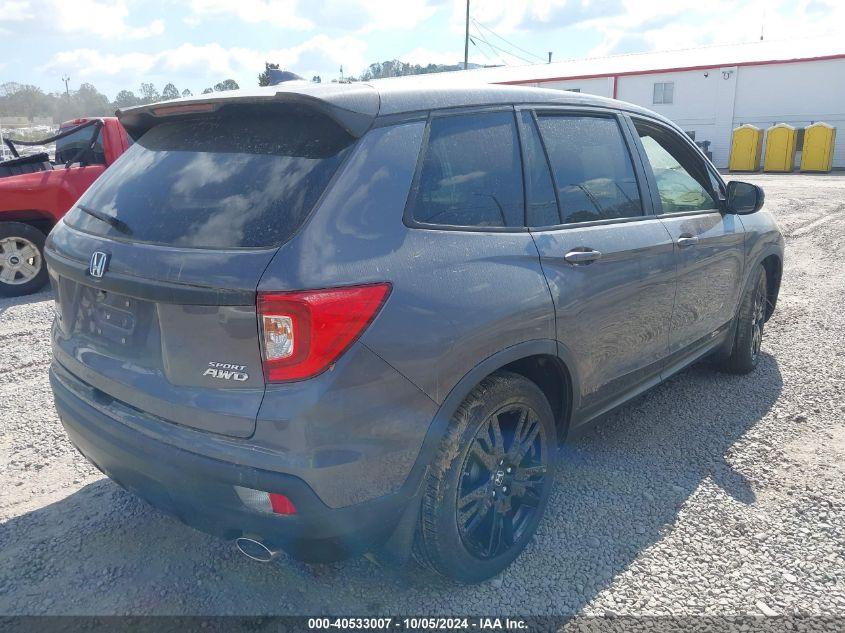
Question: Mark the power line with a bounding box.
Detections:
[472,17,546,62]
[471,29,519,66]
[469,35,509,66]
[470,26,514,63]
[469,25,511,65]
[471,27,535,65]
[467,37,491,64]
[471,18,547,63]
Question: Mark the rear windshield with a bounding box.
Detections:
[64,107,354,249]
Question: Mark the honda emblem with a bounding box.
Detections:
[89,251,109,278]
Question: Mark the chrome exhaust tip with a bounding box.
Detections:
[235,537,278,563]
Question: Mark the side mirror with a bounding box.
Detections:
[725,181,764,215]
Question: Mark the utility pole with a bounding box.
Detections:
[548,52,553,63]
[464,0,470,70]
[61,75,70,97]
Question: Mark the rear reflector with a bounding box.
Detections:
[268,493,297,515]
[234,486,297,515]
[258,283,391,383]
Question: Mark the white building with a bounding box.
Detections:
[421,37,845,169]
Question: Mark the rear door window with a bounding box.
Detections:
[535,114,643,224]
[64,107,354,249]
[519,111,559,227]
[407,111,524,228]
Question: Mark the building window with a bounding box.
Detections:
[653,82,674,104]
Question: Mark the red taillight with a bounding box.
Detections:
[258,283,392,383]
[234,486,297,515]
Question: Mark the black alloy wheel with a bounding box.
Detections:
[414,371,557,583]
[457,404,549,560]
[750,272,767,363]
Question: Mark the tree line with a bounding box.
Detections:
[3,56,480,124]
[256,59,478,86]
[354,59,479,81]
[0,79,240,124]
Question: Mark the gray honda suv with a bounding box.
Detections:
[45,82,783,583]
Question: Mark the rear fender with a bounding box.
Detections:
[399,339,559,492]
[378,339,562,558]
[0,210,57,235]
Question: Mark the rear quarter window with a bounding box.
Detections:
[406,111,524,229]
[64,106,354,249]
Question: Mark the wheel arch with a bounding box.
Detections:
[0,210,57,237]
[402,340,575,493]
[760,253,782,321]
[499,354,573,443]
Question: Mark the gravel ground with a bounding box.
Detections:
[0,173,843,618]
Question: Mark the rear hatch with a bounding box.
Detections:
[46,101,358,437]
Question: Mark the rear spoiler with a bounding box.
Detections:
[117,84,380,141]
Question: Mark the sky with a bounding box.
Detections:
[0,0,843,99]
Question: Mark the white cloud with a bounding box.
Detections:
[354,0,441,32]
[39,34,369,89]
[129,19,165,39]
[0,0,32,20]
[57,0,164,38]
[441,0,845,60]
[186,0,441,32]
[449,0,623,34]
[42,49,157,77]
[6,0,164,39]
[586,0,845,57]
[186,0,312,29]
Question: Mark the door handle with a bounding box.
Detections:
[564,249,602,264]
[677,236,699,248]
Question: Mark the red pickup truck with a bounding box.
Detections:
[0,117,130,296]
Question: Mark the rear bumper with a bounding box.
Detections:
[50,363,417,562]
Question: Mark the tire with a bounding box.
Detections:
[718,265,767,374]
[0,222,49,298]
[414,371,557,583]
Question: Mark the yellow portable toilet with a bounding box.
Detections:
[729,124,763,172]
[800,122,836,172]
[764,123,798,172]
